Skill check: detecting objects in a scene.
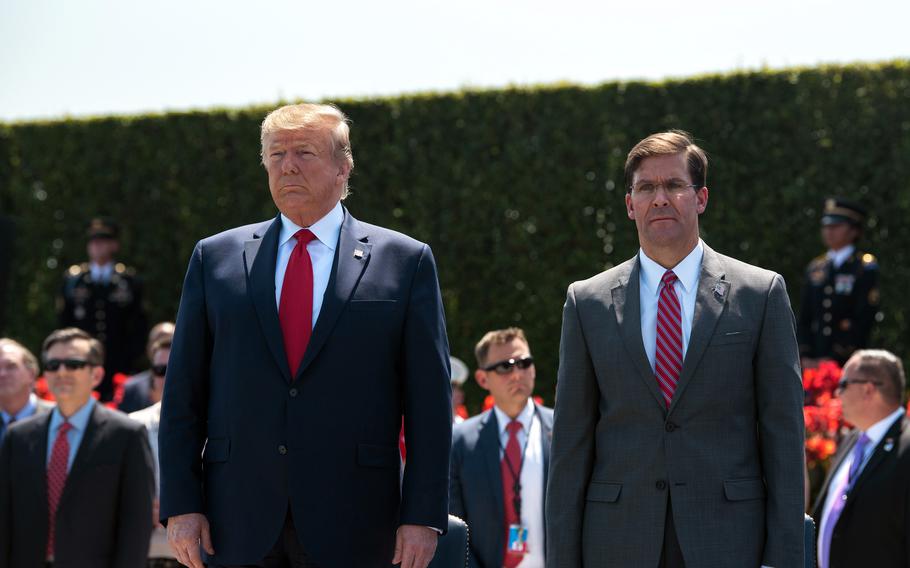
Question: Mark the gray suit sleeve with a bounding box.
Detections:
[755,274,806,566]
[546,283,601,567]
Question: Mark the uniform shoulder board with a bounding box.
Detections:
[67,263,88,277]
[808,254,827,268]
[861,253,878,268]
[115,262,137,276]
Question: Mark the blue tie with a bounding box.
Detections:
[819,433,871,568]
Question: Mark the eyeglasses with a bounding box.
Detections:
[44,358,94,372]
[836,377,882,392]
[483,356,534,374]
[151,364,168,377]
[629,179,700,197]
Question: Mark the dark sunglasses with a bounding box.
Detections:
[151,364,168,377]
[836,377,882,391]
[44,358,94,372]
[483,356,534,374]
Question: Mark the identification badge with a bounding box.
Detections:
[507,524,528,553]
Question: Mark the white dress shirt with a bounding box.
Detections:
[274,201,344,325]
[817,406,906,563]
[638,240,704,369]
[493,399,545,568]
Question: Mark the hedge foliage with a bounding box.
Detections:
[2,60,909,412]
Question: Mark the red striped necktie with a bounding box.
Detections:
[655,270,682,407]
[47,420,73,557]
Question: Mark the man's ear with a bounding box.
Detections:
[474,369,489,391]
[696,186,709,214]
[91,366,105,389]
[625,193,635,219]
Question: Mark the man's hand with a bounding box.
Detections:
[392,524,438,568]
[167,512,214,568]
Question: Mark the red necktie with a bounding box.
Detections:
[279,229,317,377]
[655,270,682,407]
[47,420,73,557]
[501,420,525,568]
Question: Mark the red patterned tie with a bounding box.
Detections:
[501,420,525,568]
[279,229,317,377]
[655,270,683,407]
[47,420,73,557]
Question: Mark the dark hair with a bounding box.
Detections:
[42,327,105,366]
[474,327,529,368]
[624,130,708,191]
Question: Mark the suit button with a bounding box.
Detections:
[278,445,288,455]
[289,388,298,398]
[656,480,667,490]
[665,422,677,432]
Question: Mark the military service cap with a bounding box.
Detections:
[86,217,120,240]
[821,198,867,227]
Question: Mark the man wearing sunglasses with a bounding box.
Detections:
[547,131,805,568]
[450,328,552,568]
[0,327,155,567]
[120,321,176,413]
[812,349,909,568]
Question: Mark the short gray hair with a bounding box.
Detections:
[0,338,39,377]
[849,349,906,406]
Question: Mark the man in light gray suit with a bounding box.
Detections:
[546,131,805,568]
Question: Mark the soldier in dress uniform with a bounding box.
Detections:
[58,217,147,401]
[798,198,880,367]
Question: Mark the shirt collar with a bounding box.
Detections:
[493,397,536,436]
[638,240,704,296]
[49,397,95,434]
[1,393,37,423]
[279,201,344,251]
[862,407,906,449]
[826,244,855,268]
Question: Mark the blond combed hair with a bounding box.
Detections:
[260,103,354,198]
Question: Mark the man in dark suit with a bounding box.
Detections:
[0,338,55,443]
[450,328,552,568]
[546,131,805,567]
[812,349,909,568]
[0,327,155,567]
[798,198,880,367]
[159,103,452,568]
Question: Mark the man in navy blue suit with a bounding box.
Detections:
[449,328,553,568]
[159,103,453,568]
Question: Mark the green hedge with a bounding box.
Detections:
[2,60,909,412]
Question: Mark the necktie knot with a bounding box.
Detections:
[58,421,72,436]
[294,229,317,248]
[506,420,523,437]
[662,270,678,286]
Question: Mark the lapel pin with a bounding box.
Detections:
[713,281,728,301]
[884,438,894,452]
[353,249,364,259]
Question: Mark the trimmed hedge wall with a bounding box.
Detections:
[2,61,909,411]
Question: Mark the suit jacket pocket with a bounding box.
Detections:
[349,300,399,311]
[709,331,752,346]
[357,443,401,469]
[203,437,230,463]
[723,478,765,501]
[585,481,622,503]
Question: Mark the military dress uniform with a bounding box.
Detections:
[59,261,147,401]
[797,250,880,366]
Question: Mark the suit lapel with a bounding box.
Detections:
[61,404,106,501]
[479,411,505,533]
[613,258,666,410]
[847,415,904,499]
[811,431,859,518]
[669,244,727,414]
[245,216,291,382]
[294,210,371,380]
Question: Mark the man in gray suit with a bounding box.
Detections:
[0,338,54,443]
[546,131,805,568]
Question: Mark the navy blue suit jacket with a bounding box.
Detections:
[158,210,452,567]
[449,404,553,568]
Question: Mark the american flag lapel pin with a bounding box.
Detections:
[884,438,895,452]
[353,248,364,259]
[713,281,729,302]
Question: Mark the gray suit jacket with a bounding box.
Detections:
[546,243,805,568]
